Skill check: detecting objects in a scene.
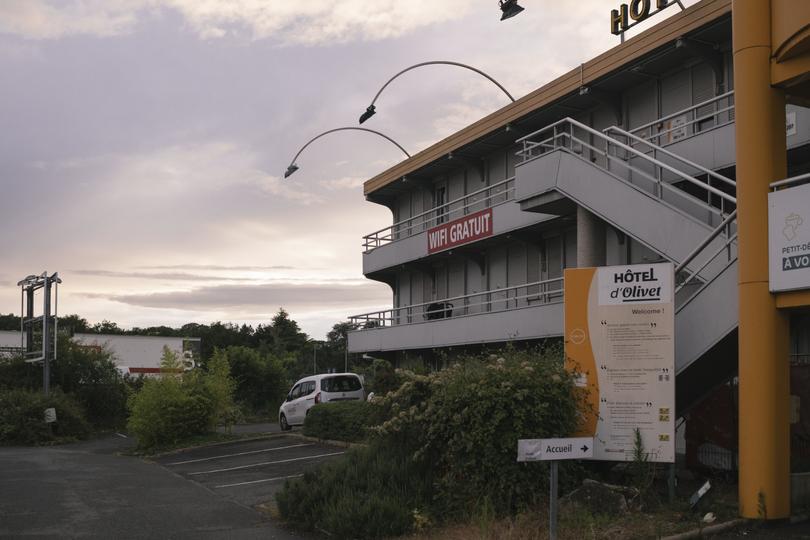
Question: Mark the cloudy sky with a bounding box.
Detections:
[0,0,700,339]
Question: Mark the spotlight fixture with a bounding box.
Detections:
[499,0,524,21]
[358,105,376,124]
[284,164,299,178]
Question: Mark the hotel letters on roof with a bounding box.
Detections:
[427,208,493,254]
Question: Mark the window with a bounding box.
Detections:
[321,375,362,393]
[289,384,301,400]
[434,185,447,224]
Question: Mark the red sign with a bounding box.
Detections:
[427,208,493,254]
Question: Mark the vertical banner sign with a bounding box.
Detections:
[769,182,810,292]
[564,263,675,463]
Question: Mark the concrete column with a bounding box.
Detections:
[576,206,606,268]
[733,0,791,519]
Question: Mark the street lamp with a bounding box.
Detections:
[358,61,516,125]
[284,127,410,179]
[499,0,525,21]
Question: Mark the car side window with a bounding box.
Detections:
[307,382,315,394]
[289,384,301,400]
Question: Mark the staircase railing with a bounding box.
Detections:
[603,124,736,214]
[674,209,738,309]
[629,90,735,147]
[516,117,737,223]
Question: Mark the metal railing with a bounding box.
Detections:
[674,210,737,308]
[516,117,737,220]
[362,176,515,252]
[772,172,810,190]
[349,277,563,329]
[604,124,736,215]
[629,91,735,148]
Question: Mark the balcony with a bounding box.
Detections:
[362,177,558,275]
[347,278,564,353]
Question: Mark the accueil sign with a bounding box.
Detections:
[611,0,678,36]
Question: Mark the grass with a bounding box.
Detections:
[401,479,740,540]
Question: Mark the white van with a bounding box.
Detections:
[278,373,365,431]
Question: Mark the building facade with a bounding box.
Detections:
[345,0,810,493]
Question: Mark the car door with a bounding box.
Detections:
[285,383,302,422]
[290,381,313,425]
[299,381,317,420]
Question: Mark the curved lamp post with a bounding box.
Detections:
[284,127,410,178]
[358,60,516,124]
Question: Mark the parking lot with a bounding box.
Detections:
[155,433,347,507]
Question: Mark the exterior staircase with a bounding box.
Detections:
[515,118,738,414]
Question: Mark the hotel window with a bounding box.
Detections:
[434,185,447,224]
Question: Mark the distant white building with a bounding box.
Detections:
[73,333,200,375]
[0,330,200,374]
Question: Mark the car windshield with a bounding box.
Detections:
[321,375,361,393]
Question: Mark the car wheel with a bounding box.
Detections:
[280,413,291,431]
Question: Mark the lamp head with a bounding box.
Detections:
[358,105,376,124]
[284,164,299,178]
[499,0,524,20]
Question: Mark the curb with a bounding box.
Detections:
[284,432,367,450]
[661,519,745,540]
[143,432,286,459]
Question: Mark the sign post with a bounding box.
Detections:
[517,437,593,540]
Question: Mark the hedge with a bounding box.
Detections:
[302,400,378,443]
[0,389,91,445]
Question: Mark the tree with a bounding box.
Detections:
[59,314,90,334]
[0,313,19,331]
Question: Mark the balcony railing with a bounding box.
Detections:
[349,277,564,330]
[628,91,735,148]
[362,176,515,252]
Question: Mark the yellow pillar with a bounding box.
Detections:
[733,0,791,519]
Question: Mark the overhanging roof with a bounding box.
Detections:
[364,0,732,197]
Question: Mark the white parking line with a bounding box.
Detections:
[215,474,304,489]
[166,444,313,466]
[188,451,345,476]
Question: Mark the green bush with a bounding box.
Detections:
[277,442,430,538]
[126,349,236,451]
[278,346,584,537]
[216,346,288,414]
[0,336,130,430]
[376,346,582,518]
[126,376,215,450]
[0,388,91,445]
[303,400,378,442]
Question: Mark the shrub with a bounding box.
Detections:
[277,442,431,538]
[214,346,288,414]
[375,346,582,518]
[55,340,129,429]
[0,388,91,445]
[0,336,130,430]
[303,401,379,442]
[278,346,584,537]
[126,375,215,450]
[126,351,236,451]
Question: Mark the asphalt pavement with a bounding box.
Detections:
[0,429,343,539]
[154,434,347,507]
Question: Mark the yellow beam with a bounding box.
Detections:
[776,290,810,310]
[733,0,791,519]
